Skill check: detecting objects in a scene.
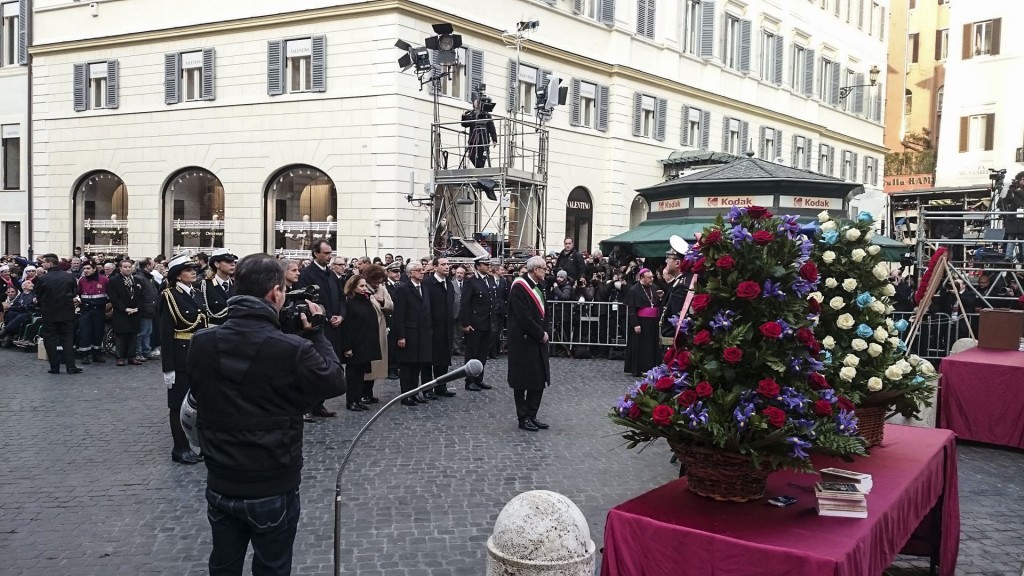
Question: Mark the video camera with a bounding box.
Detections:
[474,84,496,113]
[280,285,324,333]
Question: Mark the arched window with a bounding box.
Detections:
[904,89,913,115]
[565,187,594,254]
[164,167,225,256]
[74,170,129,256]
[265,165,337,258]
[629,195,648,229]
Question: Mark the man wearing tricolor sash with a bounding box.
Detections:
[506,256,552,432]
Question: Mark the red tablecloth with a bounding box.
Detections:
[601,425,959,576]
[939,347,1024,449]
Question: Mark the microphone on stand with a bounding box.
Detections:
[333,360,484,576]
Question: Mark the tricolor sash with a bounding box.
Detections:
[512,277,544,317]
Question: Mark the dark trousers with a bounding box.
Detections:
[77,308,105,355]
[345,363,369,403]
[42,320,76,371]
[513,388,545,421]
[432,364,450,391]
[206,487,300,576]
[463,328,491,384]
[399,362,432,394]
[489,316,506,356]
[114,331,137,360]
[1,312,31,338]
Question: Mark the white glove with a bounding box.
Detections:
[163,371,175,388]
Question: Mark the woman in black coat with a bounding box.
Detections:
[338,275,382,412]
[106,259,144,366]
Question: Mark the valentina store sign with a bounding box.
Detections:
[778,196,843,210]
[695,195,774,209]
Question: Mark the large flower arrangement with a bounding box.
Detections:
[810,211,938,420]
[610,207,867,472]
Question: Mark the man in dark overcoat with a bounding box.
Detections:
[107,258,144,366]
[507,256,551,431]
[392,262,433,406]
[295,240,345,418]
[459,256,497,391]
[423,257,456,399]
[33,254,82,375]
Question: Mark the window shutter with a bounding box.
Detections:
[17,0,28,65]
[540,69,552,95]
[428,50,442,95]
[961,24,972,60]
[637,0,647,37]
[828,146,835,175]
[722,116,731,151]
[803,49,815,96]
[879,7,886,40]
[632,92,642,137]
[934,30,943,61]
[570,78,582,127]
[773,35,784,85]
[106,60,119,110]
[872,157,879,185]
[597,84,610,131]
[873,83,882,121]
[858,0,864,28]
[853,72,865,115]
[739,121,749,153]
[739,19,752,73]
[840,151,848,179]
[600,0,616,26]
[681,104,691,145]
[573,0,583,14]
[647,0,656,38]
[774,129,783,158]
[311,35,327,93]
[984,113,995,151]
[700,109,710,150]
[758,125,766,159]
[164,52,181,105]
[700,1,715,58]
[467,48,484,101]
[991,18,1001,56]
[863,156,869,183]
[791,135,799,167]
[958,116,968,152]
[267,40,285,96]
[911,34,919,63]
[201,47,216,101]
[851,152,858,181]
[655,97,667,141]
[507,59,519,113]
[830,61,840,106]
[73,63,88,112]
[805,138,812,169]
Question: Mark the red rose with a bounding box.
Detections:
[814,399,833,417]
[757,377,780,398]
[759,321,782,339]
[746,206,771,219]
[639,383,649,392]
[690,293,712,311]
[692,257,706,272]
[763,406,786,428]
[736,281,761,300]
[752,230,775,245]
[799,262,819,282]
[715,255,736,271]
[837,396,855,412]
[655,376,676,391]
[722,347,744,363]
[673,350,691,370]
[808,373,830,390]
[628,404,641,419]
[692,330,711,346]
[795,327,816,346]
[652,404,675,426]
[702,229,723,246]
[695,381,714,398]
[678,258,693,273]
[678,389,698,407]
[808,297,821,314]
[663,347,675,364]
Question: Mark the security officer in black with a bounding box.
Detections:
[459,256,497,391]
[659,245,693,346]
[160,254,208,465]
[199,248,236,326]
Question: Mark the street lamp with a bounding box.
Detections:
[838,65,880,101]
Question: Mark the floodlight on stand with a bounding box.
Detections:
[411,47,432,72]
[425,22,462,66]
[475,178,498,202]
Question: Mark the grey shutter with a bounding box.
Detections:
[631,92,642,137]
[467,48,484,101]
[758,125,766,158]
[805,138,813,169]
[573,0,583,14]
[828,146,835,175]
[164,52,181,105]
[829,61,840,106]
[267,40,285,96]
[739,121,749,153]
[311,35,326,93]
[774,129,782,159]
[863,156,870,184]
[873,84,882,121]
[17,0,28,65]
[654,97,667,141]
[681,104,691,145]
[840,151,847,179]
[428,50,442,95]
[73,63,88,112]
[646,0,656,38]
[721,116,731,151]
[791,135,799,167]
[506,59,518,113]
[539,69,552,99]
[600,0,615,26]
[739,19,752,73]
[699,1,715,58]
[802,48,815,96]
[637,0,647,37]
[851,152,859,180]
[700,109,710,150]
[201,47,215,101]
[853,72,865,114]
[872,158,879,186]
[597,84,610,132]
[106,60,119,110]
[570,79,582,126]
[773,34,784,85]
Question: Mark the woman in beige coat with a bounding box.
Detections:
[362,264,393,404]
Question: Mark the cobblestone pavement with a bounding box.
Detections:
[0,347,1022,576]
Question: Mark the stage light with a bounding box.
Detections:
[425,22,462,66]
[475,178,498,202]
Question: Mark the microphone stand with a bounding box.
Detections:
[333,361,480,576]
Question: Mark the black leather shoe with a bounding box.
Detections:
[47,368,61,374]
[519,419,539,432]
[346,403,363,412]
[171,449,202,465]
[400,398,418,407]
[67,367,83,374]
[465,383,482,391]
[413,394,428,404]
[303,413,316,423]
[422,392,437,401]
[80,357,92,365]
[436,389,457,397]
[477,382,493,390]
[312,407,337,418]
[530,417,549,429]
[362,396,380,404]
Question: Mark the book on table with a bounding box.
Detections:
[819,467,873,493]
[814,482,867,500]
[815,505,868,519]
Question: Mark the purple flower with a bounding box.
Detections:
[779,387,806,411]
[804,356,824,373]
[836,410,859,436]
[763,279,785,300]
[728,206,746,224]
[791,279,815,298]
[683,401,710,429]
[776,318,792,335]
[729,225,752,247]
[788,357,804,375]
[616,396,635,417]
[818,389,837,403]
[710,310,735,333]
[777,215,801,235]
[786,437,813,459]
[734,402,755,430]
[675,317,695,336]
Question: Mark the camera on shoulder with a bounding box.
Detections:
[280,285,325,334]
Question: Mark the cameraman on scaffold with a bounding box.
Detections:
[461,97,498,168]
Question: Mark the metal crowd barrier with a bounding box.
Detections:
[547,301,630,356]
[891,311,979,362]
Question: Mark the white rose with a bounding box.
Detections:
[845,228,862,241]
[851,338,868,351]
[881,284,896,297]
[874,327,889,342]
[821,220,837,232]
[865,230,874,241]
[842,278,858,292]
[823,336,836,350]
[822,251,836,264]
[867,377,883,392]
[868,343,883,357]
[851,248,867,262]
[843,354,860,367]
[837,313,856,330]
[885,365,904,381]
[886,305,895,314]
[825,277,838,289]
[885,319,895,329]
[872,263,889,280]
[907,354,922,367]
[918,360,936,376]
[867,245,881,256]
[829,296,845,310]
[808,291,824,303]
[818,210,831,223]
[888,337,901,348]
[869,300,886,314]
[896,360,913,374]
[839,366,857,382]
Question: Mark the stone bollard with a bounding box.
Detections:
[486,490,596,576]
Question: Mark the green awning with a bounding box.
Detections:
[600,217,711,258]
[870,234,911,261]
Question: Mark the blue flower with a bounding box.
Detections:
[730,225,753,247]
[779,387,806,410]
[855,292,875,308]
[776,319,792,335]
[799,221,821,238]
[728,206,746,223]
[786,437,813,459]
[788,357,804,374]
[835,410,859,436]
[792,418,816,432]
[778,215,802,235]
[823,351,833,365]
[792,279,815,298]
[856,324,874,339]
[710,310,735,333]
[818,389,837,403]
[763,279,785,300]
[734,402,756,426]
[676,317,695,336]
[684,402,710,429]
[822,230,840,245]
[897,339,908,354]
[804,356,824,372]
[894,319,909,333]
[857,211,874,222]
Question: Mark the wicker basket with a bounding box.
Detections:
[855,405,887,447]
[668,441,770,502]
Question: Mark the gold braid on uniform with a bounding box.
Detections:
[199,279,230,321]
[163,288,208,333]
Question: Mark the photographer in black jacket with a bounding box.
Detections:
[187,253,345,576]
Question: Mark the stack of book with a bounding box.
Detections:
[815,468,872,518]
